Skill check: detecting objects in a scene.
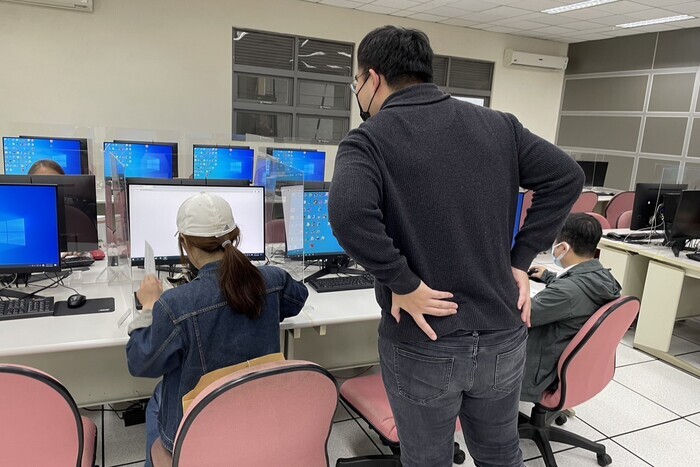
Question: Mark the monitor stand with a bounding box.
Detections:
[304,256,364,282]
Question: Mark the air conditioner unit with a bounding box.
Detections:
[504,49,568,71]
[0,0,93,11]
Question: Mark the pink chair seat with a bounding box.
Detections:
[605,192,635,228]
[571,191,599,213]
[81,417,98,467]
[584,212,611,230]
[616,210,633,229]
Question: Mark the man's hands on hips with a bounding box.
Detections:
[391,281,458,341]
[512,267,532,328]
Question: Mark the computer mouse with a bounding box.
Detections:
[67,294,87,309]
[527,268,539,276]
[91,249,105,261]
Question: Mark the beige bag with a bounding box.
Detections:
[182,352,286,412]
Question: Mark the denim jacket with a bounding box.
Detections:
[126,263,308,451]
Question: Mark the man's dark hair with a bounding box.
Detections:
[357,26,433,88]
[556,213,602,258]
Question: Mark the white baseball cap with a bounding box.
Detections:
[176,192,237,238]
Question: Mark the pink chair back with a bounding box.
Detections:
[172,360,337,467]
[539,297,640,411]
[519,190,534,228]
[584,212,611,230]
[0,364,90,467]
[571,191,599,213]
[605,191,635,228]
[265,219,286,244]
[616,210,633,229]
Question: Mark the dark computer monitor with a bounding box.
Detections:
[3,136,89,175]
[0,183,61,274]
[192,145,254,182]
[104,141,177,179]
[127,180,265,265]
[576,161,609,187]
[512,192,525,248]
[0,175,98,252]
[630,183,688,231]
[270,149,326,182]
[669,190,700,256]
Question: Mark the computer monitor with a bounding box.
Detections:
[127,181,265,265]
[286,190,343,258]
[576,161,609,187]
[0,183,61,274]
[104,141,177,179]
[630,183,688,231]
[3,136,88,175]
[669,190,700,256]
[270,149,326,182]
[192,145,254,182]
[512,192,525,248]
[0,175,98,252]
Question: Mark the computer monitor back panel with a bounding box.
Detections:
[104,142,176,179]
[631,183,688,231]
[286,190,344,259]
[271,149,326,182]
[670,190,700,241]
[193,146,254,181]
[576,161,609,187]
[0,184,61,274]
[3,136,88,175]
[128,183,265,265]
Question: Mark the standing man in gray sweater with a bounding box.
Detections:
[329,26,584,467]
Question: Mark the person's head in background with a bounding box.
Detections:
[353,26,433,121]
[28,159,65,175]
[176,192,266,319]
[551,213,603,269]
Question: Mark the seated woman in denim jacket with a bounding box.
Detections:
[126,193,309,465]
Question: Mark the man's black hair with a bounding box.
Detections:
[556,213,602,258]
[357,26,433,88]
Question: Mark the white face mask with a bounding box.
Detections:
[551,242,569,268]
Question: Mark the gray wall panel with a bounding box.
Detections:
[689,119,700,158]
[562,76,647,112]
[566,34,656,75]
[558,116,641,152]
[654,29,700,69]
[648,73,695,112]
[641,117,687,156]
[684,162,700,189]
[572,153,634,190]
[635,158,680,185]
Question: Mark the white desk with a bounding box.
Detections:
[598,232,700,376]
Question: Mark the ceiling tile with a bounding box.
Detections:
[482,25,522,33]
[563,20,612,31]
[420,5,474,16]
[318,0,365,7]
[447,0,505,12]
[357,4,397,14]
[624,8,680,19]
[635,0,697,6]
[438,17,480,26]
[371,0,422,9]
[408,12,450,21]
[531,13,580,25]
[595,1,656,15]
[389,9,419,16]
[591,14,640,25]
[479,5,533,19]
[503,20,552,30]
[508,0,568,11]
[404,0,454,13]
[663,3,700,15]
[528,24,578,35]
[456,10,504,22]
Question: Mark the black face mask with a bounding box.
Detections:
[356,75,380,122]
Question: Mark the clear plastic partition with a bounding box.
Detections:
[568,151,632,192]
[103,153,131,284]
[682,165,700,190]
[254,150,304,281]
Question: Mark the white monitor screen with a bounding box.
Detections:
[128,184,265,264]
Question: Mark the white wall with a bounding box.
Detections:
[0,0,568,177]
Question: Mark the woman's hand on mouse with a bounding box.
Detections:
[136,274,163,311]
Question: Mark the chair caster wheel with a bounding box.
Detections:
[555,414,568,426]
[597,453,612,466]
[453,450,466,464]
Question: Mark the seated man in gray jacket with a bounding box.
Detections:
[521,213,621,403]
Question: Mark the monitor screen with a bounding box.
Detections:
[193,145,254,181]
[3,136,87,175]
[0,184,61,274]
[128,182,265,265]
[631,183,688,231]
[104,142,176,179]
[576,161,608,187]
[286,190,344,258]
[271,149,325,182]
[670,190,700,241]
[512,192,525,248]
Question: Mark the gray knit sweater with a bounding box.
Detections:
[329,84,584,342]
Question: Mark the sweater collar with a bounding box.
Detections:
[380,83,451,111]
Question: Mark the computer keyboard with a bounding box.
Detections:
[0,297,55,321]
[687,253,700,262]
[606,232,665,242]
[307,274,375,293]
[62,257,95,268]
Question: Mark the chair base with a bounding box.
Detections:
[335,442,466,466]
[519,406,611,467]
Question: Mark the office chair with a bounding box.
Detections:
[0,364,97,467]
[616,210,633,229]
[518,296,640,467]
[604,191,634,228]
[520,190,534,229]
[336,372,466,466]
[584,212,611,230]
[265,218,286,244]
[571,191,599,213]
[150,360,338,467]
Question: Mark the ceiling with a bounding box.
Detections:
[301,0,700,43]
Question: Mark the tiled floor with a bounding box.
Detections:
[86,320,700,467]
